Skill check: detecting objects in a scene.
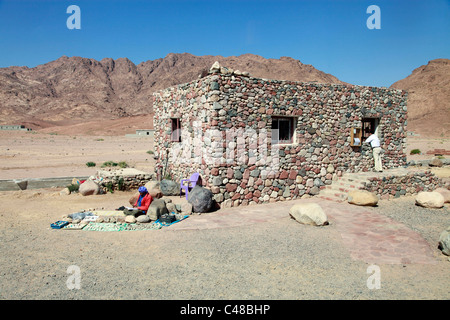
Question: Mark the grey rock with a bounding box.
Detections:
[160,179,179,196]
[310,186,320,195]
[15,180,28,190]
[212,177,222,186]
[250,169,260,177]
[438,227,450,256]
[166,202,178,213]
[147,199,168,220]
[188,185,214,213]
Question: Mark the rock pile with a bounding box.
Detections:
[209,61,250,77]
[363,171,443,200]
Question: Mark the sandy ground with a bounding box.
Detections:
[0,188,448,301]
[0,131,448,180]
[0,131,155,180]
[0,130,449,302]
[406,135,450,161]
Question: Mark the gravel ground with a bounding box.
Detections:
[0,190,448,301]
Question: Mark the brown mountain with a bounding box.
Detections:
[0,53,344,131]
[390,58,450,138]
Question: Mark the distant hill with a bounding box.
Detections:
[0,53,344,130]
[390,59,450,138]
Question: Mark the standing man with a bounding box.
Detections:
[364,133,383,172]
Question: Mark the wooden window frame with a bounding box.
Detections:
[350,127,362,147]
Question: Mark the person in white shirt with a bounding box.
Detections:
[364,133,383,172]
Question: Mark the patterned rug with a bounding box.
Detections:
[82,215,189,232]
[82,222,162,232]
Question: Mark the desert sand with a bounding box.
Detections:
[0,129,449,301]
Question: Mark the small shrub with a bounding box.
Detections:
[118,177,125,191]
[86,162,96,167]
[67,184,79,193]
[146,150,154,154]
[410,149,421,155]
[118,161,128,168]
[106,181,114,193]
[96,138,104,141]
[102,161,118,167]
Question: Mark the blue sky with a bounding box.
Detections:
[0,0,448,87]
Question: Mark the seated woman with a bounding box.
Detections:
[123,186,153,217]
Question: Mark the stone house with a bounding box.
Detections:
[153,64,408,207]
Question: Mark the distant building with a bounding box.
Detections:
[0,125,32,131]
[135,129,154,136]
[124,129,154,138]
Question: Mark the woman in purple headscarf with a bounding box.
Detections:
[123,186,153,217]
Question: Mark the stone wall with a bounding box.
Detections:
[96,171,154,193]
[362,170,443,200]
[153,72,408,208]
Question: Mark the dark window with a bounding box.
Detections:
[171,118,181,142]
[271,117,296,144]
[362,118,379,142]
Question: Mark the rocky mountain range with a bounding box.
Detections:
[0,53,342,129]
[0,53,448,137]
[390,58,450,137]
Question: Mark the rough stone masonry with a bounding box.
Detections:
[153,63,408,208]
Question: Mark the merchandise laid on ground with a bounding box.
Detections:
[50,210,189,232]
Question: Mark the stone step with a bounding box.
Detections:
[316,188,347,202]
[333,180,366,189]
[317,172,371,203]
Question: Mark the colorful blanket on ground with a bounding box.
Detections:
[82,215,189,232]
[82,222,162,231]
[91,210,126,217]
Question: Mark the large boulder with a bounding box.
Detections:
[289,203,328,226]
[188,185,213,213]
[181,202,193,215]
[160,179,179,196]
[79,179,100,196]
[438,227,450,256]
[136,215,151,223]
[429,158,443,167]
[125,215,136,224]
[434,188,450,203]
[347,190,378,206]
[415,191,445,208]
[145,181,163,199]
[129,193,139,206]
[147,198,168,220]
